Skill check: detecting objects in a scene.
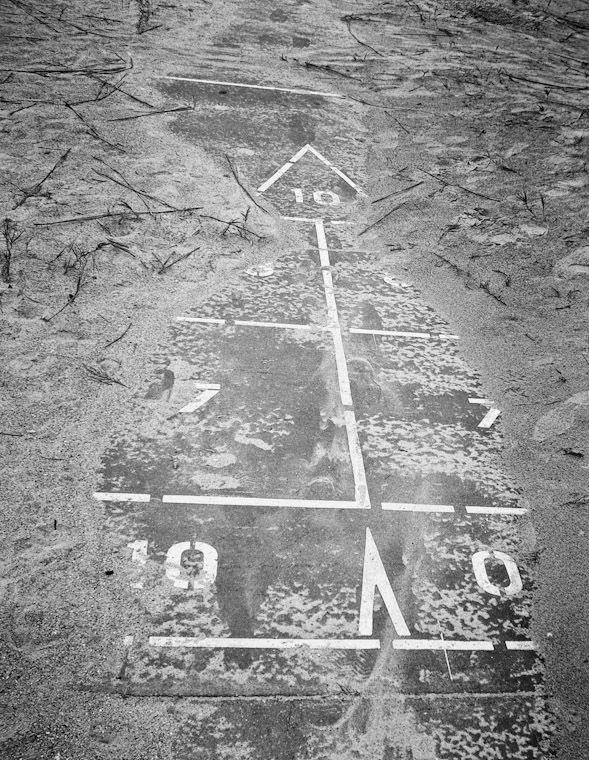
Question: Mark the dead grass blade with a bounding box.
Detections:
[35,206,203,227]
[13,149,71,209]
[360,201,408,235]
[147,246,200,274]
[2,219,22,283]
[83,364,127,386]
[92,157,179,211]
[225,154,271,214]
[419,168,501,202]
[65,103,125,151]
[104,322,132,349]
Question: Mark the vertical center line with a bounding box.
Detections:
[314,219,370,509]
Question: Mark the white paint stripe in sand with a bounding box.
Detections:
[258,144,363,194]
[505,641,536,650]
[94,492,151,502]
[305,145,364,194]
[315,219,370,508]
[176,317,226,325]
[234,320,311,330]
[393,639,494,651]
[382,502,455,513]
[177,317,312,330]
[149,637,380,650]
[161,76,344,99]
[281,216,321,222]
[465,506,527,515]
[350,328,431,339]
[162,495,360,509]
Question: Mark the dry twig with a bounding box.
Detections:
[13,149,70,209]
[2,219,22,283]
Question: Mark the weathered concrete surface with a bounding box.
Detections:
[94,39,545,754]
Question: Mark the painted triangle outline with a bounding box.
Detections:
[257,144,364,195]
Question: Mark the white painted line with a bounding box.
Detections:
[123,635,134,647]
[505,641,536,651]
[234,319,311,330]
[316,220,351,404]
[468,398,490,404]
[281,216,321,222]
[393,639,494,651]
[330,220,354,225]
[350,328,431,339]
[177,316,312,331]
[93,492,151,502]
[179,388,220,414]
[162,495,361,509]
[305,145,364,195]
[344,410,370,508]
[382,502,526,516]
[438,334,460,340]
[315,219,370,508]
[149,637,380,649]
[478,408,501,428]
[176,317,226,325]
[194,382,221,390]
[382,502,455,513]
[161,76,345,99]
[349,328,459,340]
[465,506,527,515]
[258,145,308,193]
[258,144,363,195]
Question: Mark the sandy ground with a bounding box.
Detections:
[1,0,589,757]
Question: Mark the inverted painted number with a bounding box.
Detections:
[165,541,218,591]
[472,550,522,597]
[291,188,341,206]
[313,190,340,205]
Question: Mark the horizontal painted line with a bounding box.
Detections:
[468,397,490,404]
[350,328,459,340]
[177,317,225,324]
[194,382,221,390]
[149,637,380,650]
[350,328,430,339]
[382,502,455,513]
[383,502,526,516]
[177,316,312,331]
[505,641,536,651]
[161,76,345,98]
[162,495,365,509]
[465,506,527,515]
[93,492,150,502]
[234,320,311,330]
[281,216,321,222]
[393,639,494,651]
